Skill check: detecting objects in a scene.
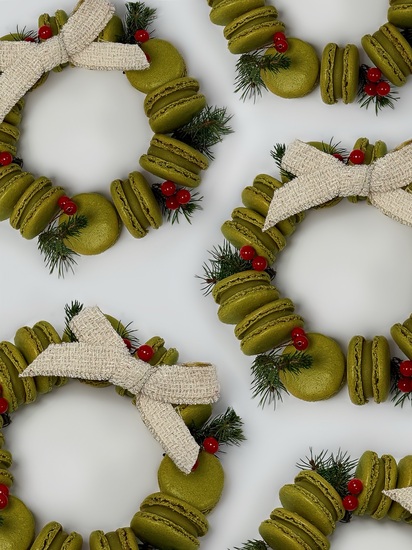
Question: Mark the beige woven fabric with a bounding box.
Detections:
[264,139,412,230]
[21,306,220,474]
[383,487,412,514]
[0,0,149,123]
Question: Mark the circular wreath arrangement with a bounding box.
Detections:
[204,0,412,113]
[0,0,232,276]
[0,302,244,549]
[200,136,412,409]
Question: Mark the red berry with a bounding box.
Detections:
[0,383,2,394]
[145,53,151,63]
[0,484,9,498]
[123,338,132,350]
[239,245,256,261]
[0,151,13,166]
[165,196,180,210]
[0,492,8,510]
[63,201,77,216]
[134,29,150,43]
[252,255,268,271]
[176,189,191,205]
[400,360,412,377]
[363,83,377,96]
[57,195,71,209]
[342,494,359,511]
[293,335,309,351]
[397,377,412,393]
[332,153,344,162]
[273,31,286,42]
[24,36,35,42]
[347,478,363,495]
[366,67,382,83]
[291,327,306,339]
[274,39,288,53]
[0,398,8,414]
[376,81,390,97]
[191,459,199,471]
[160,180,176,197]
[136,345,154,362]
[203,437,219,454]
[38,25,53,40]
[349,149,365,165]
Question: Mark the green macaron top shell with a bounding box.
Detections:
[90,528,139,550]
[371,336,391,403]
[361,33,406,86]
[372,454,398,520]
[294,470,345,522]
[128,171,162,229]
[342,44,359,103]
[130,512,200,550]
[270,508,330,550]
[347,335,366,405]
[320,43,337,104]
[126,39,187,94]
[0,169,35,222]
[19,185,65,240]
[353,450,382,516]
[279,333,346,401]
[0,496,35,550]
[262,38,320,98]
[388,1,412,27]
[9,177,52,230]
[210,0,265,26]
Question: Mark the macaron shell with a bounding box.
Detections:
[0,340,37,405]
[89,530,110,550]
[30,521,63,550]
[130,511,199,550]
[371,335,390,403]
[175,403,212,427]
[61,532,83,549]
[320,43,338,104]
[0,170,35,221]
[279,333,346,401]
[342,44,359,103]
[294,470,345,522]
[125,39,187,94]
[390,322,412,358]
[115,527,140,550]
[0,496,35,550]
[262,38,320,98]
[380,23,412,73]
[9,177,52,230]
[129,171,162,229]
[388,2,412,27]
[269,508,330,550]
[60,193,121,255]
[353,450,381,516]
[19,185,65,240]
[361,33,406,86]
[347,335,366,405]
[387,455,412,520]
[371,454,397,519]
[210,0,265,25]
[0,342,27,410]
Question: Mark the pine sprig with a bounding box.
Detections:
[235,49,291,102]
[390,356,412,407]
[319,138,348,158]
[38,214,88,277]
[234,541,268,550]
[189,407,245,448]
[64,300,84,342]
[357,64,399,115]
[270,143,295,181]
[172,106,233,161]
[151,184,203,225]
[10,26,37,42]
[124,2,156,43]
[251,349,313,408]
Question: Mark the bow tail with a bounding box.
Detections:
[72,43,149,71]
[370,189,412,227]
[136,395,199,474]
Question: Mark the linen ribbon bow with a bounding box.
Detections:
[20,307,220,474]
[0,0,149,124]
[383,487,412,514]
[263,139,412,231]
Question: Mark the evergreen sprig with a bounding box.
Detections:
[64,300,84,342]
[390,356,412,407]
[234,541,268,550]
[38,214,88,277]
[190,407,245,448]
[172,106,233,160]
[151,184,203,225]
[235,49,291,102]
[357,64,399,115]
[10,26,37,42]
[124,2,157,43]
[270,142,295,181]
[251,349,313,408]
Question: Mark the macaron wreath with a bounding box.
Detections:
[200,136,412,409]
[0,301,244,550]
[204,0,412,112]
[0,0,232,276]
[232,449,412,549]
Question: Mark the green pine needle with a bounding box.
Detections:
[64,300,84,342]
[234,541,268,550]
[10,26,37,41]
[251,349,313,408]
[270,142,295,181]
[37,214,88,277]
[357,64,399,115]
[189,407,245,448]
[124,2,157,43]
[390,356,412,407]
[172,106,233,161]
[235,49,291,102]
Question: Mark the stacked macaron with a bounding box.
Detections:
[388,0,412,28]
[90,527,139,550]
[320,44,360,105]
[391,313,412,359]
[29,521,83,549]
[38,10,69,72]
[347,137,387,203]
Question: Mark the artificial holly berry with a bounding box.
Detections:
[399,360,412,378]
[165,196,180,210]
[160,181,176,197]
[38,25,53,40]
[203,436,219,454]
[347,478,363,495]
[239,245,256,261]
[332,153,344,162]
[397,377,412,393]
[176,189,191,205]
[291,327,306,340]
[252,256,268,271]
[0,484,9,498]
[24,36,36,42]
[134,29,150,43]
[363,83,377,97]
[274,39,288,53]
[293,335,309,351]
[366,67,382,83]
[63,201,77,216]
[136,344,154,362]
[0,397,8,414]
[123,338,132,350]
[57,195,71,209]
[349,149,365,165]
[145,53,151,63]
[342,494,358,511]
[0,151,13,166]
[0,492,8,510]
[273,31,286,43]
[376,81,390,97]
[191,459,199,472]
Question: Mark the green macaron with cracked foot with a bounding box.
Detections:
[140,134,208,188]
[111,172,162,238]
[30,521,83,549]
[279,333,346,401]
[262,37,319,98]
[89,527,139,550]
[0,496,35,550]
[388,0,412,28]
[208,0,265,26]
[320,43,359,104]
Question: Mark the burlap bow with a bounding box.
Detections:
[0,0,149,123]
[20,307,220,474]
[383,487,412,514]
[263,139,412,231]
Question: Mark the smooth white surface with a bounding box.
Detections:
[1,0,412,548]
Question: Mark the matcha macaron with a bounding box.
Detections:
[3,99,24,127]
[391,313,412,358]
[0,165,34,221]
[388,0,412,28]
[0,340,37,409]
[30,521,83,549]
[387,455,412,521]
[208,0,265,26]
[90,527,138,550]
[38,11,69,72]
[353,451,391,517]
[320,43,359,104]
[0,496,35,550]
[0,122,20,155]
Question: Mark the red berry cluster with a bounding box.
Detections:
[160,181,191,210]
[0,151,13,166]
[332,149,365,165]
[273,31,288,53]
[290,327,309,351]
[57,196,77,216]
[397,360,412,393]
[342,477,363,511]
[134,29,150,43]
[239,245,268,271]
[38,25,53,40]
[136,344,154,362]
[363,67,391,98]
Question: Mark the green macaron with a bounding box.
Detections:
[89,527,139,550]
[294,470,345,523]
[144,77,206,134]
[0,166,35,222]
[387,455,412,521]
[3,99,24,127]
[353,451,386,516]
[320,43,359,104]
[0,496,36,550]
[38,11,69,72]
[131,511,199,550]
[0,340,37,406]
[140,134,209,188]
[175,402,213,428]
[223,6,285,54]
[143,336,179,366]
[261,38,320,98]
[279,333,346,401]
[126,39,187,94]
[388,0,412,28]
[347,138,387,202]
[371,454,398,520]
[391,313,412,358]
[0,121,20,150]
[208,0,265,26]
[111,172,163,238]
[30,521,83,550]
[97,14,125,43]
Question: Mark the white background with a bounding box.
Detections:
[1,0,412,548]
